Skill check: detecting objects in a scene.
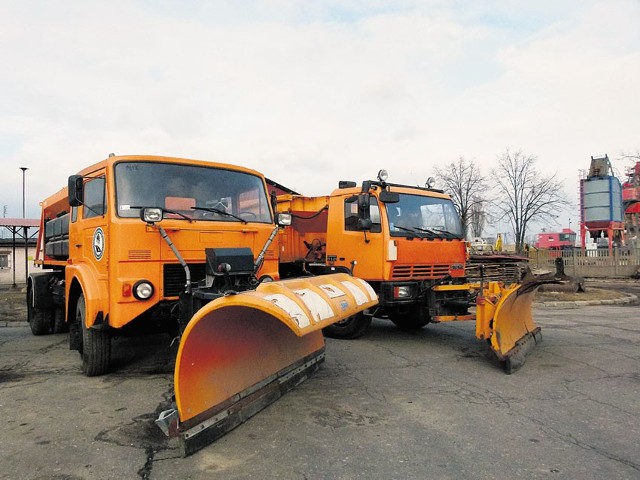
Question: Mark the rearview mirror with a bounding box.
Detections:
[357,218,372,231]
[379,190,399,203]
[357,193,371,226]
[358,193,370,210]
[68,175,84,207]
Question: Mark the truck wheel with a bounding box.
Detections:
[76,294,111,376]
[27,285,52,335]
[53,307,69,334]
[389,309,429,331]
[323,312,371,339]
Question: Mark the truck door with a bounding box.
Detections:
[76,174,109,303]
[328,195,384,279]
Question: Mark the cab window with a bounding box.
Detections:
[344,196,381,233]
[83,176,106,219]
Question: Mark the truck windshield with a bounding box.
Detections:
[114,161,273,223]
[385,193,462,239]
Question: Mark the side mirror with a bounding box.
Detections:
[68,175,84,207]
[379,190,399,203]
[357,218,372,231]
[357,193,371,231]
[358,193,370,210]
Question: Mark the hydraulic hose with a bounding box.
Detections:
[158,226,191,294]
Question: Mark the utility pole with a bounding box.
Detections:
[20,167,28,218]
[20,167,28,287]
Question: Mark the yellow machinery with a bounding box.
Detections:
[434,279,544,374]
[156,274,377,455]
[275,170,549,375]
[29,154,377,456]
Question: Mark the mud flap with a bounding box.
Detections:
[156,273,377,456]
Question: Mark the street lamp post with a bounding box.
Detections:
[20,167,28,287]
[20,167,28,218]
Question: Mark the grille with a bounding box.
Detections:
[391,264,451,280]
[163,263,206,297]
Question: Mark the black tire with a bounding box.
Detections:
[27,285,52,336]
[69,319,82,352]
[76,294,111,376]
[389,308,430,331]
[323,312,371,339]
[53,307,69,334]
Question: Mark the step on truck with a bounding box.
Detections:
[276,169,549,373]
[29,154,377,455]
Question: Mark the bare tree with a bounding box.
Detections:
[492,149,569,253]
[469,196,486,238]
[434,157,489,239]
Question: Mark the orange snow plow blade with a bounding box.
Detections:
[156,273,377,456]
[476,279,552,374]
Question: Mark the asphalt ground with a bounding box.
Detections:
[0,284,639,479]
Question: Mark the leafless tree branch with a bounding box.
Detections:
[491,149,569,253]
[435,157,489,239]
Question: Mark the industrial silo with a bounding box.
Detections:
[579,154,624,250]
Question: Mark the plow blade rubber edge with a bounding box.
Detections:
[490,284,541,374]
[157,274,378,456]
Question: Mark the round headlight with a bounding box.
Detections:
[377,169,389,182]
[133,280,154,300]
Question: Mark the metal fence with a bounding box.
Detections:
[528,248,640,278]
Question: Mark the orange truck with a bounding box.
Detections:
[276,170,547,372]
[28,154,377,455]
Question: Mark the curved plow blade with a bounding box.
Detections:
[157,273,377,456]
[489,281,547,374]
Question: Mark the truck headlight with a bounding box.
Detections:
[141,208,163,223]
[133,280,154,300]
[277,213,292,226]
[393,285,412,299]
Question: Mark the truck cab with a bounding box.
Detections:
[30,155,280,375]
[277,170,470,333]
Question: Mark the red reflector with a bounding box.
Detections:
[122,283,132,297]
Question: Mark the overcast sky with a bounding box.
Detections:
[1,0,639,237]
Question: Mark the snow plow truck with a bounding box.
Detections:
[28,154,377,455]
[276,170,548,374]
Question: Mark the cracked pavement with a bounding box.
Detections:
[0,290,638,479]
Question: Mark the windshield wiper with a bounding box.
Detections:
[431,228,461,239]
[394,225,426,239]
[413,227,438,239]
[191,206,248,224]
